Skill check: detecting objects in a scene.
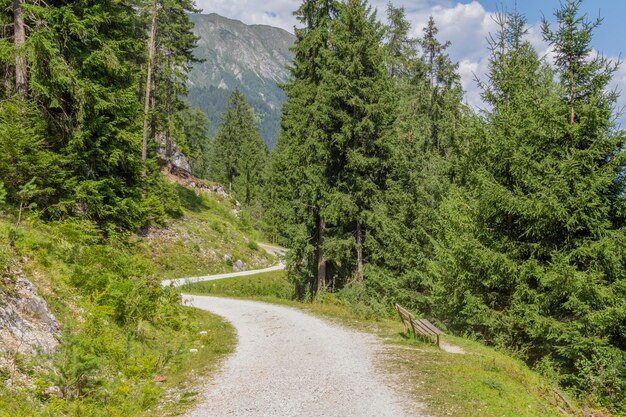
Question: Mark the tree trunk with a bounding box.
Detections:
[138,63,144,102]
[316,216,326,292]
[142,0,158,169]
[356,221,364,282]
[13,0,27,96]
[165,54,173,165]
[569,79,575,125]
[568,0,575,126]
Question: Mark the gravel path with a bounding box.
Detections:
[183,295,419,417]
[161,264,285,288]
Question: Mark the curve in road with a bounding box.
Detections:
[183,295,418,417]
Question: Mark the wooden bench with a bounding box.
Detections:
[395,303,445,348]
[395,303,414,334]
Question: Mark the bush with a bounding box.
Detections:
[0,181,6,207]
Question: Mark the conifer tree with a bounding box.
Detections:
[265,0,338,294]
[151,0,200,166]
[432,5,626,407]
[25,0,157,229]
[319,0,395,282]
[366,13,464,310]
[211,90,266,204]
[383,3,418,80]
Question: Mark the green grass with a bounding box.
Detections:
[0,306,235,417]
[182,270,592,417]
[183,270,295,299]
[132,186,273,280]
[0,185,282,416]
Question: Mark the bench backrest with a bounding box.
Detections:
[395,303,445,347]
[395,303,413,324]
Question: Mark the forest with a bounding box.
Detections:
[0,0,625,414]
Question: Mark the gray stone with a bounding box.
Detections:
[43,386,63,399]
[0,273,60,356]
[233,260,244,272]
[171,149,192,172]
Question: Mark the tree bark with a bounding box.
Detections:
[165,54,173,165]
[14,0,27,96]
[568,0,575,125]
[356,221,364,282]
[316,216,326,292]
[142,0,158,169]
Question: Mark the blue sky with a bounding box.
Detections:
[483,0,625,57]
[195,0,626,122]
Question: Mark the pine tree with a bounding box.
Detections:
[211,90,266,204]
[432,5,626,408]
[265,0,338,295]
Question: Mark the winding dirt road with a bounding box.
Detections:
[164,244,421,417]
[183,295,418,417]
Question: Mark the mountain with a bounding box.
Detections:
[188,13,295,149]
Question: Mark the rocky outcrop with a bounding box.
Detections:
[0,270,60,355]
[155,131,193,173]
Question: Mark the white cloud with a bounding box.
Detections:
[195,0,626,122]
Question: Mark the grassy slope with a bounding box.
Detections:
[0,185,271,417]
[183,271,597,417]
[133,185,273,280]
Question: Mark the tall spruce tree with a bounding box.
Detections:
[319,0,395,283]
[211,90,266,204]
[267,0,394,294]
[151,0,200,166]
[368,13,464,311]
[432,5,626,409]
[265,0,338,295]
[383,3,418,80]
[24,0,152,229]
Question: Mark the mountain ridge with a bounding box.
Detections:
[188,13,295,148]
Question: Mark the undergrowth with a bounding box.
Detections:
[0,199,237,416]
[183,270,613,417]
[132,186,273,280]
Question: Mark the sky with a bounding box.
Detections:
[195,0,626,123]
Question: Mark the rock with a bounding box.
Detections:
[0,272,60,356]
[223,254,233,262]
[233,260,244,272]
[43,386,63,399]
[190,348,198,353]
[214,186,228,198]
[199,331,208,336]
[171,149,192,172]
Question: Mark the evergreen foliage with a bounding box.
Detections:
[176,106,212,179]
[210,90,267,205]
[265,0,626,411]
[431,5,626,410]
[0,0,199,231]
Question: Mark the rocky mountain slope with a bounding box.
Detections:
[188,13,295,149]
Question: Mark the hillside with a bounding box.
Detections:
[188,13,295,149]
[0,181,274,416]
